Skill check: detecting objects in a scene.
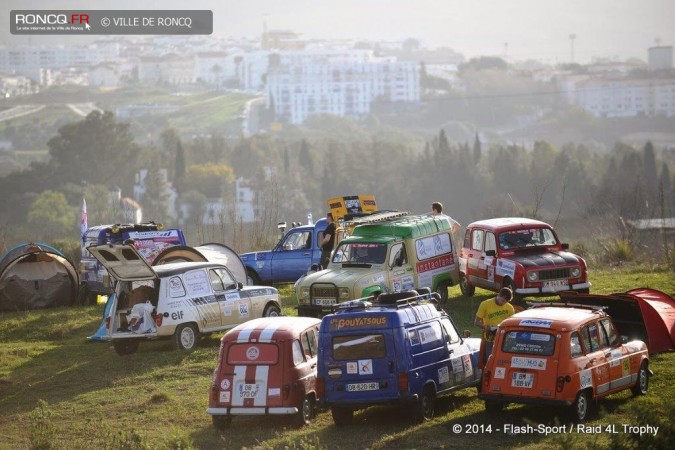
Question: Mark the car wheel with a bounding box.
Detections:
[173,323,199,351]
[631,362,649,396]
[211,415,232,430]
[484,400,504,414]
[413,386,436,422]
[113,339,140,356]
[572,390,589,422]
[263,304,281,317]
[331,406,353,427]
[293,395,315,427]
[459,273,475,297]
[435,281,450,304]
[246,270,261,285]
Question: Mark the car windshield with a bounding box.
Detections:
[498,228,558,250]
[502,330,556,356]
[332,242,387,264]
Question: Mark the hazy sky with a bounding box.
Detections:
[3,0,674,63]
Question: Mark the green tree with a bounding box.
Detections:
[47,111,140,187]
[27,190,73,238]
[473,132,482,164]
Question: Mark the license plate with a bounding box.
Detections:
[314,298,336,306]
[543,280,568,288]
[346,382,379,392]
[511,373,534,388]
[238,383,260,398]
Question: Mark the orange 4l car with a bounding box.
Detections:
[478,304,649,421]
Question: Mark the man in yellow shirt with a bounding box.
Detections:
[474,287,515,369]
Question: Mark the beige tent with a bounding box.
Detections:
[0,243,79,311]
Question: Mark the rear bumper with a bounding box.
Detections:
[478,392,573,407]
[206,406,298,416]
[296,304,326,318]
[320,392,418,409]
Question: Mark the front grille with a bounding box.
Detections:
[311,286,337,298]
[537,268,570,281]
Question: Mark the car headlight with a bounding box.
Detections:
[571,267,581,278]
[527,271,538,282]
[300,287,310,300]
[339,288,350,299]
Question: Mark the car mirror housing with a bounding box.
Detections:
[561,243,569,250]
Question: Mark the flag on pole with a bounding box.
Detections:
[80,198,88,240]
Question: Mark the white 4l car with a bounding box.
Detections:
[88,244,282,355]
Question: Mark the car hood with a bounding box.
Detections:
[302,266,384,290]
[507,250,580,268]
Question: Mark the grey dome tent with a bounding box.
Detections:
[0,243,79,311]
[151,243,248,285]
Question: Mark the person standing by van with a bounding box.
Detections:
[320,212,336,269]
[474,287,515,369]
[431,201,460,234]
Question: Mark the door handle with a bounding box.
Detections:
[311,363,316,369]
[303,252,310,256]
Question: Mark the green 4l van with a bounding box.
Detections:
[296,212,460,317]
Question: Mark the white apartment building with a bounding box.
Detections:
[138,54,195,85]
[565,77,675,118]
[648,46,673,71]
[0,43,120,82]
[265,50,420,124]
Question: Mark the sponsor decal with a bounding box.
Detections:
[225,292,240,302]
[219,391,230,403]
[256,261,265,269]
[463,354,473,378]
[373,274,385,284]
[402,275,414,290]
[416,254,454,273]
[495,259,516,279]
[220,379,230,390]
[238,303,249,317]
[346,362,358,374]
[184,269,211,296]
[393,279,402,292]
[530,333,551,341]
[169,276,186,297]
[408,329,420,346]
[329,316,388,330]
[511,356,547,370]
[519,319,553,328]
[488,265,495,283]
[579,369,593,389]
[438,366,450,384]
[223,308,232,316]
[358,359,373,375]
[495,367,506,379]
[246,346,260,360]
[268,388,280,397]
[451,357,464,374]
[621,358,631,377]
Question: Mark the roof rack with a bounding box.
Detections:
[530,301,607,312]
[333,299,373,312]
[346,211,409,226]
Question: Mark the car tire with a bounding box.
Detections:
[173,323,199,352]
[293,395,315,427]
[572,390,590,422]
[435,281,450,304]
[413,386,436,422]
[113,339,140,356]
[631,361,649,396]
[484,400,504,414]
[331,406,353,427]
[459,273,475,297]
[211,415,232,430]
[246,270,261,285]
[263,304,281,317]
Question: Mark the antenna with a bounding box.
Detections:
[569,34,577,63]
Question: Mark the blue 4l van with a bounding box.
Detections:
[317,291,482,426]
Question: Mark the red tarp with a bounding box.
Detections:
[558,288,675,354]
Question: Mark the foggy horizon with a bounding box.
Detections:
[2,0,674,64]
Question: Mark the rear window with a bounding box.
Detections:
[227,343,278,365]
[332,334,386,360]
[502,331,556,356]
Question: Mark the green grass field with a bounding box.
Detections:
[0,267,673,449]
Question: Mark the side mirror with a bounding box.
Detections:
[310,263,321,272]
[463,330,471,338]
[621,336,628,344]
[485,250,496,257]
[561,243,569,250]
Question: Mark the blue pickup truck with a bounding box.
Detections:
[240,219,327,284]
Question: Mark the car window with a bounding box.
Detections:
[485,232,496,253]
[227,343,279,365]
[586,323,601,352]
[301,329,318,359]
[440,318,460,345]
[333,334,386,360]
[600,319,619,347]
[570,332,583,357]
[292,340,305,366]
[580,326,592,353]
[463,229,471,249]
[283,231,311,250]
[209,268,236,292]
[598,321,611,348]
[471,229,484,251]
[502,331,556,356]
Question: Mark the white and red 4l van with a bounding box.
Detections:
[207,316,322,428]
